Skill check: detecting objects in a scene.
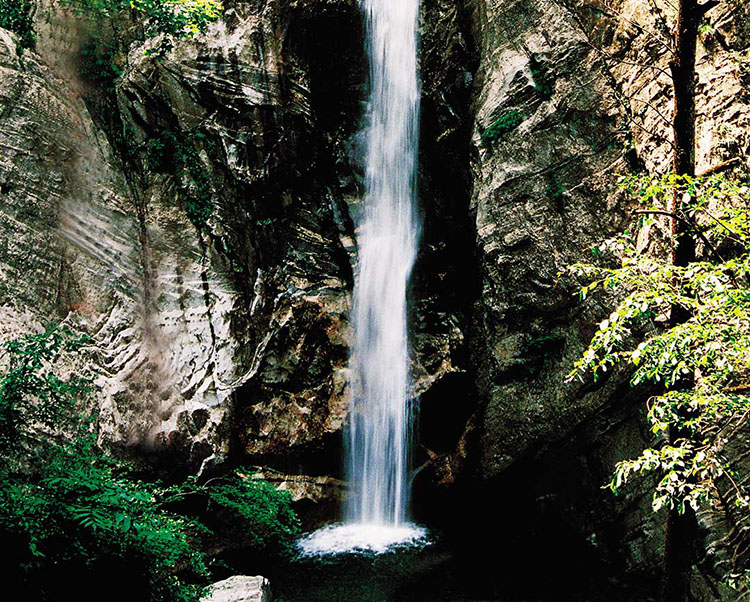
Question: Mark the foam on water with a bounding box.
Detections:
[297,523,429,557]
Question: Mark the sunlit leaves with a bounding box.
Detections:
[63,0,223,40]
[0,325,92,454]
[567,173,750,519]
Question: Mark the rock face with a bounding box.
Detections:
[1,0,465,496]
[1,0,749,597]
[202,576,271,602]
[109,0,362,476]
[448,0,750,598]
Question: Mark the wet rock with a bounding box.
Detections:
[0,0,460,505]
[2,0,749,594]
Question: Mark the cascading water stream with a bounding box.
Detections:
[345,0,420,528]
[298,0,426,554]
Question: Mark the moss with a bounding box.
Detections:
[480,110,524,143]
[529,54,554,100]
[545,175,566,211]
[525,333,567,355]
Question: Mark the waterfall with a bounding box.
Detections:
[344,0,421,527]
[298,0,426,555]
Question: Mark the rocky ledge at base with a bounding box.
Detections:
[202,576,271,602]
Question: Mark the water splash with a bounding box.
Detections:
[297,523,428,557]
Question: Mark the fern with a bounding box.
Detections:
[1,326,300,601]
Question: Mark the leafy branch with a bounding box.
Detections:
[566,174,750,526]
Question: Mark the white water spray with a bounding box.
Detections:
[298,0,424,555]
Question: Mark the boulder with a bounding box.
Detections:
[202,576,271,602]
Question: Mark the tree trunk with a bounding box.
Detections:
[669,0,700,268]
[669,0,719,266]
[662,2,718,601]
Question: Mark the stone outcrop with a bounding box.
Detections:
[447,0,750,597]
[1,0,462,491]
[202,576,271,602]
[110,1,360,475]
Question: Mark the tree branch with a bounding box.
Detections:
[696,157,741,178]
[583,40,674,80]
[724,384,750,394]
[633,210,728,266]
[589,0,676,55]
[624,94,675,127]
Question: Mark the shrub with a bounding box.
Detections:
[0,0,35,49]
[0,325,92,455]
[63,0,223,40]
[206,472,301,554]
[2,438,210,602]
[567,173,750,593]
[1,326,300,600]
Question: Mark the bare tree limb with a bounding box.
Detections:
[625,94,675,127]
[591,0,676,56]
[583,39,674,80]
[696,157,741,178]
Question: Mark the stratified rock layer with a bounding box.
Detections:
[456,0,750,597]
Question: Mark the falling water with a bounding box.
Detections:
[345,0,421,527]
[298,0,425,554]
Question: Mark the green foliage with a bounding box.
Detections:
[481,110,524,143]
[567,174,750,520]
[2,439,209,602]
[80,39,123,89]
[0,326,92,454]
[0,0,35,49]
[63,0,222,40]
[147,130,213,229]
[206,472,301,553]
[0,326,300,600]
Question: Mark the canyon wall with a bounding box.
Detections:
[0,0,748,596]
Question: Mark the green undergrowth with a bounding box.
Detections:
[1,325,300,602]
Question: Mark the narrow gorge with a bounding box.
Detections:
[1,0,749,601]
